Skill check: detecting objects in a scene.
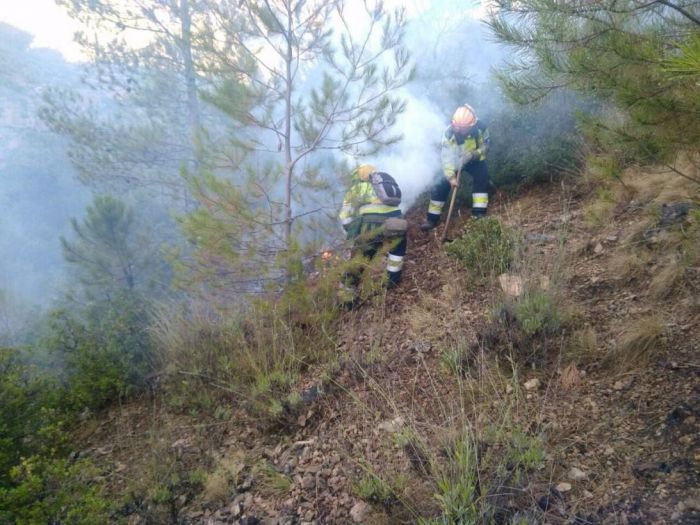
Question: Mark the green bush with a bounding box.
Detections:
[0,347,119,524]
[0,455,114,525]
[486,91,586,189]
[354,474,396,505]
[422,429,481,525]
[0,348,64,486]
[446,217,517,284]
[514,290,561,337]
[44,293,153,411]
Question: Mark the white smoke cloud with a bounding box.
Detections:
[371,91,446,211]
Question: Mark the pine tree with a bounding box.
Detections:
[41,0,219,199]
[61,195,146,298]
[178,0,413,296]
[488,0,700,180]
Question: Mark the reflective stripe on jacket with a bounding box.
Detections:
[441,121,490,179]
[339,180,400,226]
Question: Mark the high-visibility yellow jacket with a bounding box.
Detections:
[338,171,400,229]
[441,121,490,179]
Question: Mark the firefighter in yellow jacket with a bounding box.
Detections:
[338,164,407,295]
[421,104,491,230]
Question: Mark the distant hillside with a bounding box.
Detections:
[0,22,90,305]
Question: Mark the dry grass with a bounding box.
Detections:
[650,256,685,299]
[609,247,651,282]
[202,452,245,503]
[602,315,665,372]
[350,359,549,524]
[251,461,292,497]
[405,281,465,345]
[583,189,617,228]
[566,326,599,361]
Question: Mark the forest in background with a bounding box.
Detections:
[1,0,697,522]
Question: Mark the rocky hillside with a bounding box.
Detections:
[78,167,698,524]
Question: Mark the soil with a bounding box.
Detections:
[80,177,700,525]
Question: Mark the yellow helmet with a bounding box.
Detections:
[451,104,477,133]
[353,164,377,181]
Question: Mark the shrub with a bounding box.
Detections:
[355,474,394,504]
[424,429,481,525]
[43,293,153,411]
[154,264,344,421]
[487,91,586,189]
[446,217,517,284]
[514,290,561,337]
[0,348,63,486]
[0,455,114,525]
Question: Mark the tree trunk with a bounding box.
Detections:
[283,3,293,255]
[180,0,201,153]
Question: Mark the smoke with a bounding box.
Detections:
[344,0,508,212]
[371,92,446,211]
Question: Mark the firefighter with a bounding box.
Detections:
[338,164,407,302]
[421,103,491,231]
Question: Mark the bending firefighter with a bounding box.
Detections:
[338,165,407,303]
[421,103,491,231]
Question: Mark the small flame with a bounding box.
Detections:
[321,250,333,262]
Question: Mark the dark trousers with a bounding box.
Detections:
[344,211,407,287]
[428,160,490,219]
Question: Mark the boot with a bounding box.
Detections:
[420,217,439,231]
[386,270,401,289]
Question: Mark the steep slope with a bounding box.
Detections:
[79,171,698,525]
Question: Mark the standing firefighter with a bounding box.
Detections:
[421,103,491,231]
[338,164,407,304]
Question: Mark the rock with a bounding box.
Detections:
[350,501,370,523]
[660,201,693,226]
[679,434,694,445]
[526,233,557,243]
[378,416,405,433]
[412,340,431,354]
[681,496,700,511]
[499,273,523,297]
[524,378,540,391]
[237,476,253,492]
[506,383,514,394]
[613,377,634,391]
[301,385,324,405]
[559,363,581,390]
[301,474,315,490]
[568,467,587,481]
[593,242,604,254]
[537,495,553,511]
[632,461,671,478]
[230,503,242,519]
[555,482,572,492]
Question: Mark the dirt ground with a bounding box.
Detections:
[82,175,699,524]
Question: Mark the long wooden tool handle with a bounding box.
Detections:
[441,173,460,241]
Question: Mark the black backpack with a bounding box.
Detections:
[369,171,401,206]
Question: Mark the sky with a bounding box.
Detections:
[0,0,84,61]
[0,0,486,63]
